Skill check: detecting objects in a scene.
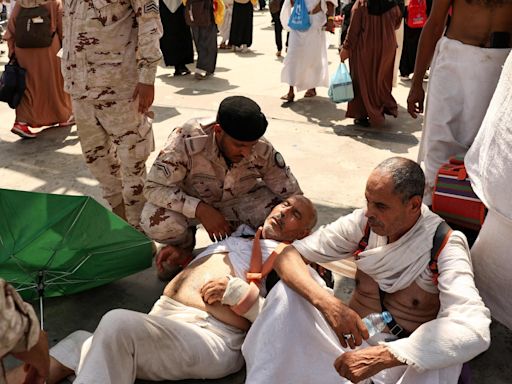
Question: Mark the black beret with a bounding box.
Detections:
[217,96,268,141]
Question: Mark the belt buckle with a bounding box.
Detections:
[389,323,404,337]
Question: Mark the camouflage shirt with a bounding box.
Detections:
[61,0,163,100]
[144,118,303,218]
[0,279,39,384]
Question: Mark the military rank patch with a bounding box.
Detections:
[144,0,159,14]
[274,152,285,168]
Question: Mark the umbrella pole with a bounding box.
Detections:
[39,295,44,330]
[37,271,45,330]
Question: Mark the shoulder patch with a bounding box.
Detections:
[274,152,286,168]
[144,0,159,14]
[185,135,208,155]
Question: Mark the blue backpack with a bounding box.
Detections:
[288,0,311,31]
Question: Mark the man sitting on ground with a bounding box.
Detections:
[8,195,316,384]
[242,157,491,384]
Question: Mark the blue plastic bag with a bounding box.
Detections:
[328,63,354,103]
[288,0,311,32]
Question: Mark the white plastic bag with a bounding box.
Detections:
[328,62,354,103]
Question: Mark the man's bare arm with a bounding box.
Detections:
[274,245,368,349]
[407,0,451,118]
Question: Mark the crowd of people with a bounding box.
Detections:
[1,0,511,383]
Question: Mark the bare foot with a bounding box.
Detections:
[6,357,73,384]
[156,245,194,281]
[304,88,316,97]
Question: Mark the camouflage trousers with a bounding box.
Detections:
[72,98,154,228]
[140,186,282,248]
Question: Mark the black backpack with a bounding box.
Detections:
[15,5,55,49]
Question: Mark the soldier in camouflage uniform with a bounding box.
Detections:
[61,0,163,228]
[1,279,48,384]
[140,96,302,279]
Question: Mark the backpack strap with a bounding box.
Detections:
[429,221,452,285]
[353,223,370,259]
[374,221,452,339]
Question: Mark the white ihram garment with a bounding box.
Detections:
[417,36,510,204]
[50,225,277,384]
[243,207,491,384]
[466,51,512,330]
[280,0,336,91]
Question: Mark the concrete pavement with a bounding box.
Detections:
[0,9,510,383]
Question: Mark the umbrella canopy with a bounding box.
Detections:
[0,189,153,301]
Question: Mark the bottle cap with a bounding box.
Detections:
[382,311,393,324]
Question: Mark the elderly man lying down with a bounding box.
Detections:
[8,195,317,384]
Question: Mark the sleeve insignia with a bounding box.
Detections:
[144,0,159,14]
[274,152,286,168]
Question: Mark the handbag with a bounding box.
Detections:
[288,0,310,31]
[0,56,26,109]
[406,0,427,28]
[432,155,486,231]
[328,63,354,103]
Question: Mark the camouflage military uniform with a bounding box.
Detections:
[61,0,163,227]
[0,279,40,384]
[140,119,302,247]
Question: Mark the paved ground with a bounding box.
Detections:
[1,9,510,383]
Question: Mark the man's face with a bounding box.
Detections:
[215,126,258,164]
[364,170,421,243]
[262,196,314,242]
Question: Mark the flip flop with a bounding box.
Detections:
[280,93,295,102]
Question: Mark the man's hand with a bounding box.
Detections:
[12,330,49,384]
[334,345,402,383]
[339,48,349,62]
[155,245,190,273]
[195,202,232,242]
[201,277,229,304]
[407,83,425,118]
[319,296,368,349]
[132,82,155,114]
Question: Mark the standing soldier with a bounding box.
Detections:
[61,0,163,227]
[141,96,303,280]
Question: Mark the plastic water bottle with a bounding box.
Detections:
[362,311,393,337]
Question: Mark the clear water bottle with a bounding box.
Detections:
[362,311,393,337]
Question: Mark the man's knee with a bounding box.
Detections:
[94,309,147,348]
[140,203,193,244]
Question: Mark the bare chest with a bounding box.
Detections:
[350,270,440,332]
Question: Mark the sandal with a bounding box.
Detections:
[280,93,295,103]
[304,89,316,98]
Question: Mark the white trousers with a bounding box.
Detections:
[50,296,245,384]
[242,280,461,384]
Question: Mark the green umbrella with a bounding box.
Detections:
[0,189,153,327]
